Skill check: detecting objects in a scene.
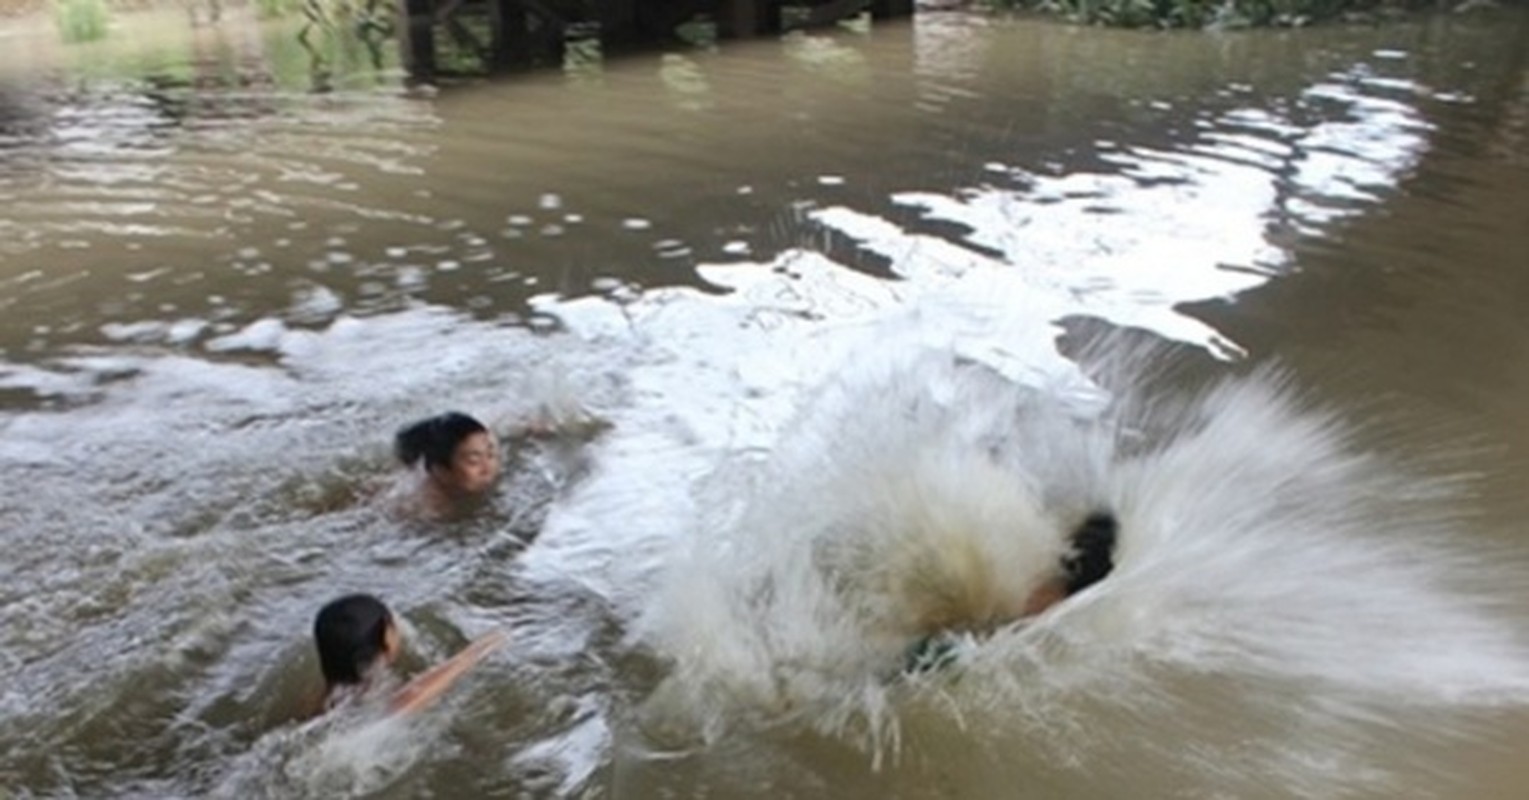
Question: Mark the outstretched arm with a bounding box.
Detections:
[389,629,507,715]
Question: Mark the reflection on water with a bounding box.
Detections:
[1,5,1528,799]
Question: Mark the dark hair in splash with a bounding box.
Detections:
[1062,511,1118,596]
[313,593,394,687]
[394,412,487,471]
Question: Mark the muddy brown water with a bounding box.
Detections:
[1,6,1527,799]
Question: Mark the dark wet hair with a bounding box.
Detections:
[313,593,394,687]
[1062,511,1118,595]
[394,412,487,471]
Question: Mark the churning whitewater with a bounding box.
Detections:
[634,345,1529,795]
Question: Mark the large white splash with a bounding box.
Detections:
[508,56,1488,796]
[631,345,1529,793]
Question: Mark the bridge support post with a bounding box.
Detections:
[718,0,778,38]
[488,0,530,67]
[399,0,437,78]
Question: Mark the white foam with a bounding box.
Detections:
[631,348,1529,792]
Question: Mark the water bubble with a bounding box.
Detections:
[397,266,426,288]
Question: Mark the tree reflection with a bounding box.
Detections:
[298,0,393,90]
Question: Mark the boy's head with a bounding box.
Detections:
[395,412,501,496]
[313,593,401,687]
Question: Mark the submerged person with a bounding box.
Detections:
[394,412,503,517]
[1016,510,1119,617]
[903,511,1119,674]
[313,593,506,716]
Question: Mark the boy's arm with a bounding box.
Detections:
[389,629,507,715]
[1020,577,1069,617]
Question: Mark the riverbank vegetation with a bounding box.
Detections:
[980,0,1504,28]
[52,0,110,41]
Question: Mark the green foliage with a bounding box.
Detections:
[987,0,1450,28]
[255,0,303,20]
[52,0,110,43]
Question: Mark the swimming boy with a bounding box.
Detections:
[903,511,1119,674]
[1018,510,1119,616]
[394,412,502,516]
[313,593,505,715]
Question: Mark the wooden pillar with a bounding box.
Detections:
[602,0,640,44]
[488,0,530,67]
[718,0,778,38]
[870,0,914,18]
[522,0,568,67]
[399,0,437,78]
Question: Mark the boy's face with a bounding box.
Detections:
[383,619,402,664]
[441,431,501,495]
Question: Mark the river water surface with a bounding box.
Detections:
[1,6,1528,799]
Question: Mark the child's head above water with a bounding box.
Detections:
[395,411,501,497]
[313,593,400,689]
[311,593,509,717]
